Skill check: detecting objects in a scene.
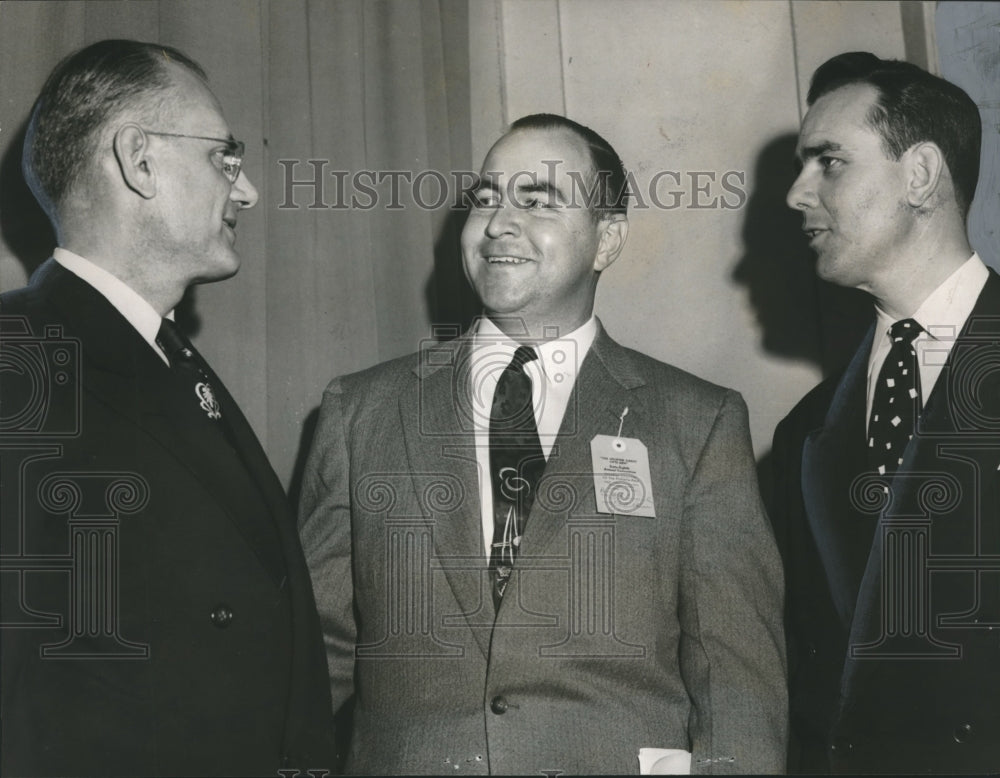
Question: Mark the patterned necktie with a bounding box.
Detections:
[868,318,923,475]
[488,345,545,611]
[155,318,224,424]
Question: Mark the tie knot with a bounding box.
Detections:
[156,318,194,363]
[510,345,538,373]
[889,318,922,346]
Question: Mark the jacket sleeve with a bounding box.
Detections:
[678,390,789,774]
[298,380,358,720]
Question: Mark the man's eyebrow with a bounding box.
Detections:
[798,141,843,161]
[513,178,564,202]
[472,175,496,191]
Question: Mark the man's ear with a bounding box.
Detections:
[904,141,944,209]
[113,124,157,199]
[593,214,628,272]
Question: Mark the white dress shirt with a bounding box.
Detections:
[471,315,598,556]
[866,253,989,424]
[53,247,172,365]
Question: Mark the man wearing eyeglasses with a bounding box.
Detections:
[0,40,336,776]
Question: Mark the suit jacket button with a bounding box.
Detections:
[954,723,973,743]
[490,695,508,715]
[210,604,234,628]
[807,642,818,658]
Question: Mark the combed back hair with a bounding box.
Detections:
[509,113,629,217]
[22,39,208,220]
[807,51,982,219]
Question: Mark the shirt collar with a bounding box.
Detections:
[53,248,171,362]
[873,253,988,341]
[472,315,598,381]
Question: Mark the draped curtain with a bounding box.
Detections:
[0,0,480,492]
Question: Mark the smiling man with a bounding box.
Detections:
[299,113,786,774]
[0,40,335,775]
[770,53,999,773]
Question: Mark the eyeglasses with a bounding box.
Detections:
[142,130,245,183]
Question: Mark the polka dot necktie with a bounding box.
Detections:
[488,345,545,612]
[868,318,923,475]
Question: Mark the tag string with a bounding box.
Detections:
[616,406,629,439]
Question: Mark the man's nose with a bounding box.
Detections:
[485,202,521,238]
[786,168,816,211]
[231,170,259,209]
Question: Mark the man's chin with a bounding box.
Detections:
[194,253,241,284]
[480,300,531,323]
[815,253,842,284]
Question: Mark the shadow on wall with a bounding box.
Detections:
[1,120,55,283]
[733,132,872,496]
[733,133,823,368]
[732,132,873,376]
[424,204,479,339]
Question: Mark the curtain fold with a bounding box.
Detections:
[0,0,475,490]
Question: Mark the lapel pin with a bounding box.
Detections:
[195,381,222,420]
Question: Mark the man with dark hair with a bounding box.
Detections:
[0,39,336,776]
[299,113,787,774]
[771,51,999,773]
[805,51,982,219]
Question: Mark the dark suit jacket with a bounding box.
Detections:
[299,322,787,775]
[770,270,1000,773]
[0,260,336,776]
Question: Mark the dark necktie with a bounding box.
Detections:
[155,318,225,425]
[868,318,923,475]
[488,345,545,611]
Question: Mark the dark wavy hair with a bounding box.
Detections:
[808,51,982,219]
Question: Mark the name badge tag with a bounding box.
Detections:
[590,434,656,517]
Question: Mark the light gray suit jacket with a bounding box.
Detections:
[299,322,787,774]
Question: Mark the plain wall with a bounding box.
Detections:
[469,0,998,461]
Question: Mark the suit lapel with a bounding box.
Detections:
[399,336,491,656]
[521,327,645,560]
[39,261,287,585]
[135,372,287,585]
[396,327,648,653]
[801,324,876,628]
[842,271,1000,700]
[914,270,1000,440]
[192,352,290,519]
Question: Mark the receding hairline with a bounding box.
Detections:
[481,126,600,191]
[800,83,892,156]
